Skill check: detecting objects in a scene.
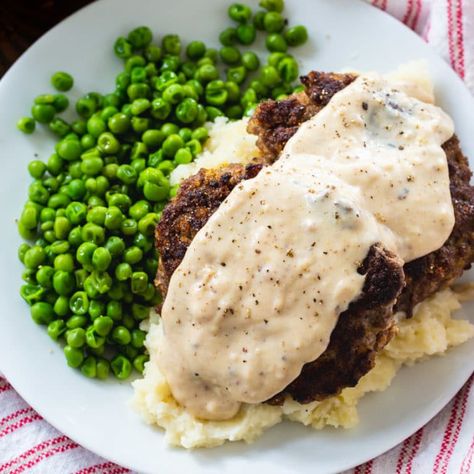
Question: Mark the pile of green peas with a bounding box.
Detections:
[16,0,309,380]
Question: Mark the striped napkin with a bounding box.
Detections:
[1,1,473,472]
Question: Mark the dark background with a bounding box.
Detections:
[0,0,95,76]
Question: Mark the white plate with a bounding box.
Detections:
[0,0,473,473]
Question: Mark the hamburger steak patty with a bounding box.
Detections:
[154,71,474,404]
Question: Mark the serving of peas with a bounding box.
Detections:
[16,0,309,381]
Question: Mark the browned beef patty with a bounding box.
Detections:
[153,71,474,404]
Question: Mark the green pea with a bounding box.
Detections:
[263,11,285,32]
[48,193,70,209]
[97,132,120,155]
[174,148,193,164]
[242,51,260,71]
[31,301,55,325]
[20,205,38,230]
[131,117,150,134]
[69,290,90,315]
[186,138,202,157]
[123,246,143,265]
[133,354,149,374]
[259,0,284,12]
[284,25,308,46]
[76,96,96,118]
[24,246,45,269]
[106,193,131,212]
[67,327,86,348]
[277,56,299,82]
[76,242,97,270]
[162,84,185,104]
[80,356,97,378]
[20,284,45,305]
[67,314,88,329]
[71,119,87,136]
[150,98,171,120]
[46,154,63,177]
[88,271,112,295]
[81,156,104,177]
[87,116,106,138]
[111,355,132,380]
[219,27,237,47]
[116,165,137,185]
[112,326,131,345]
[142,129,165,149]
[131,329,146,349]
[105,236,125,258]
[57,139,81,161]
[205,80,228,106]
[105,300,122,321]
[31,104,55,123]
[266,33,288,52]
[159,134,182,159]
[54,216,71,240]
[18,243,30,263]
[184,41,204,60]
[226,104,243,119]
[131,66,147,83]
[253,10,266,30]
[103,206,123,231]
[195,64,219,83]
[17,117,36,134]
[54,253,75,272]
[133,233,153,252]
[81,134,96,150]
[175,98,198,124]
[64,345,84,368]
[108,113,130,134]
[96,358,110,379]
[131,271,148,294]
[130,98,151,115]
[64,202,86,225]
[132,303,150,321]
[219,46,241,65]
[53,94,70,113]
[87,206,107,226]
[84,326,105,349]
[228,3,252,22]
[93,315,113,336]
[53,295,69,316]
[92,247,112,271]
[119,218,137,236]
[226,66,247,84]
[53,270,75,296]
[50,240,70,255]
[189,128,207,144]
[237,24,257,45]
[224,81,240,104]
[88,299,105,320]
[81,223,105,245]
[162,34,181,55]
[27,161,46,180]
[68,226,83,247]
[47,320,66,341]
[51,71,74,91]
[260,65,281,87]
[145,44,162,62]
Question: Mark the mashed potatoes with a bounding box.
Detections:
[133,288,474,448]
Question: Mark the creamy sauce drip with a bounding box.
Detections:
[157,73,455,420]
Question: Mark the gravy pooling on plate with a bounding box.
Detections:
[156,73,455,421]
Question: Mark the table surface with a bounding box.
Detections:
[0,0,95,77]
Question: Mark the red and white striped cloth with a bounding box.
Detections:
[1,1,474,472]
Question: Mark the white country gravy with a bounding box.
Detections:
[156,73,455,421]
